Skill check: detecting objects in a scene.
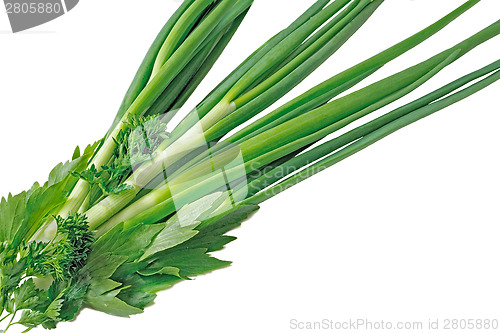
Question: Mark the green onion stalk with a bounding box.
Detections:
[79,0,389,230]
[96,19,500,235]
[84,0,497,234]
[244,59,500,204]
[36,0,254,238]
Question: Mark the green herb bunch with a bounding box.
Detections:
[1,0,499,331]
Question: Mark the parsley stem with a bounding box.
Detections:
[4,310,16,333]
[0,313,11,323]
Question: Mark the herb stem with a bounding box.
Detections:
[0,313,11,323]
[4,310,16,333]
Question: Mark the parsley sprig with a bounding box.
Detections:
[73,115,169,208]
[0,214,93,332]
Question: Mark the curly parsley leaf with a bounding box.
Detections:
[73,115,168,207]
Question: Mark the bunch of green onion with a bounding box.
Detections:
[1,0,499,331]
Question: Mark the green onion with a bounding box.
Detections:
[86,0,388,230]
[244,60,500,203]
[94,10,499,236]
[50,0,254,224]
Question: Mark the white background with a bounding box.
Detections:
[1,0,500,332]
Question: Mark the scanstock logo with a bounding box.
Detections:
[4,0,79,33]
